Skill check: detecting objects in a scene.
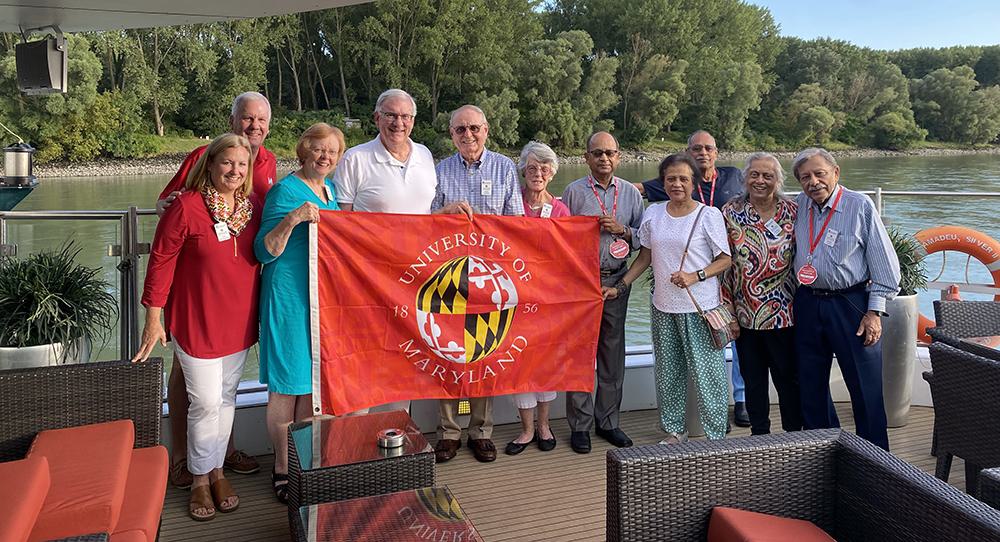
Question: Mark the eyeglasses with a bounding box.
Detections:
[688,144,717,153]
[747,170,776,181]
[452,124,484,135]
[380,112,414,123]
[588,149,619,159]
[525,165,553,175]
[309,147,339,157]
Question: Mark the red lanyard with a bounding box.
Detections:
[807,188,843,256]
[588,176,618,217]
[697,179,716,208]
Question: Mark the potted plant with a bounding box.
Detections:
[882,227,928,427]
[0,243,118,369]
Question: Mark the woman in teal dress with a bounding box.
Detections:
[254,123,345,503]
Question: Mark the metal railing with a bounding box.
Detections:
[2,189,1000,359]
[0,207,155,356]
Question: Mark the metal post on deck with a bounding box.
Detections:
[874,186,884,217]
[117,206,141,357]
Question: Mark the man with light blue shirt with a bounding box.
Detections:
[791,147,900,451]
[431,104,523,464]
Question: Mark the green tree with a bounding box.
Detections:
[911,65,1000,143]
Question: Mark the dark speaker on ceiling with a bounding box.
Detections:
[15,36,68,95]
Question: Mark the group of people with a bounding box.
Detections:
[132,88,901,522]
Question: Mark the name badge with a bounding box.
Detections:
[323,185,333,203]
[214,222,231,242]
[824,229,839,247]
[480,179,493,196]
[540,203,553,218]
[764,219,783,238]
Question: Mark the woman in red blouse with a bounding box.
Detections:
[133,133,261,522]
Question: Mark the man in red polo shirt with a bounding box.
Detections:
[157,91,277,214]
[157,92,276,489]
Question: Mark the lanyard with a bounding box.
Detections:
[588,176,618,218]
[807,188,843,256]
[697,179,717,208]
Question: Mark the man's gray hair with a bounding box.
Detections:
[449,105,487,127]
[231,92,271,119]
[375,89,417,116]
[517,141,559,175]
[687,130,716,147]
[791,147,837,180]
[738,152,787,203]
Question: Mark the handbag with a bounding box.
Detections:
[678,206,736,350]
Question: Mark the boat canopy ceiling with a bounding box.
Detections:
[0,1,368,34]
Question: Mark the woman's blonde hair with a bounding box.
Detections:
[185,133,254,197]
[296,123,347,166]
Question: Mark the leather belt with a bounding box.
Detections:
[803,282,867,297]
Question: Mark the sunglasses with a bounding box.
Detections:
[452,124,484,135]
[588,149,619,158]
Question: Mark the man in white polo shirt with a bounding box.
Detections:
[333,89,438,213]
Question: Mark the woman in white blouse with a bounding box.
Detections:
[603,153,732,443]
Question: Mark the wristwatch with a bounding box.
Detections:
[697,269,707,282]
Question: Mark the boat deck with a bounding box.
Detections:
[160,404,957,542]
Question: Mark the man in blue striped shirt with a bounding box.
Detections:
[791,147,900,450]
[431,105,524,464]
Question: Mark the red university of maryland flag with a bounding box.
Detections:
[309,211,602,415]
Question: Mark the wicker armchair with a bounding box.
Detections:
[982,468,1000,511]
[923,341,1000,495]
[607,430,1000,542]
[0,358,163,461]
[933,300,1000,338]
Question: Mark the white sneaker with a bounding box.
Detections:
[658,432,688,445]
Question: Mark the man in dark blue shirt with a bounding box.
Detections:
[634,130,750,428]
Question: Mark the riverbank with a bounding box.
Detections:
[33,145,1000,178]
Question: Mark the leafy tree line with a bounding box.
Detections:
[2,0,1000,162]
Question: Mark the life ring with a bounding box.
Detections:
[914,226,1000,343]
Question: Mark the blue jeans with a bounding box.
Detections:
[731,343,745,403]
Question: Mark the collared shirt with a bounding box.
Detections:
[332,137,437,214]
[792,185,901,312]
[721,198,798,329]
[562,175,644,273]
[642,165,743,209]
[432,149,524,216]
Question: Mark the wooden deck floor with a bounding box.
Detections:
[159,404,962,542]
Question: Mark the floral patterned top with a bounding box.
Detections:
[721,197,798,330]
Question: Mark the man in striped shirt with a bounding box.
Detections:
[431,104,524,464]
[791,147,900,450]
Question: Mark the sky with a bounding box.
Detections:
[749,1,1000,51]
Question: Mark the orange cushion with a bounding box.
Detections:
[708,507,835,542]
[0,456,50,542]
[27,420,135,542]
[112,446,168,542]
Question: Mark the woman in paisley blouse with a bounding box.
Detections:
[721,152,803,435]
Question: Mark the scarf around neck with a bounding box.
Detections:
[202,184,252,236]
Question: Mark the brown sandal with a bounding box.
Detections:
[170,458,193,490]
[189,485,216,521]
[211,478,239,513]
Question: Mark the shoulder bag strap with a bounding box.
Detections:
[678,205,707,315]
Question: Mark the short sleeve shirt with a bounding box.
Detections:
[638,202,730,313]
[332,137,437,214]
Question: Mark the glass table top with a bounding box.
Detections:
[289,410,432,471]
[297,486,483,542]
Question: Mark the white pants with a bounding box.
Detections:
[510,392,557,410]
[175,343,248,475]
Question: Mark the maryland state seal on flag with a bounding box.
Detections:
[309,212,602,415]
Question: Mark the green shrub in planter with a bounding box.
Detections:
[888,227,928,296]
[0,243,118,359]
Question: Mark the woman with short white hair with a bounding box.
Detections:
[504,141,568,455]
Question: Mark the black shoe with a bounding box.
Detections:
[595,427,633,448]
[536,430,557,452]
[734,401,751,428]
[504,435,536,455]
[570,431,591,453]
[726,421,732,434]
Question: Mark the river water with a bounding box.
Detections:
[8,154,1000,376]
